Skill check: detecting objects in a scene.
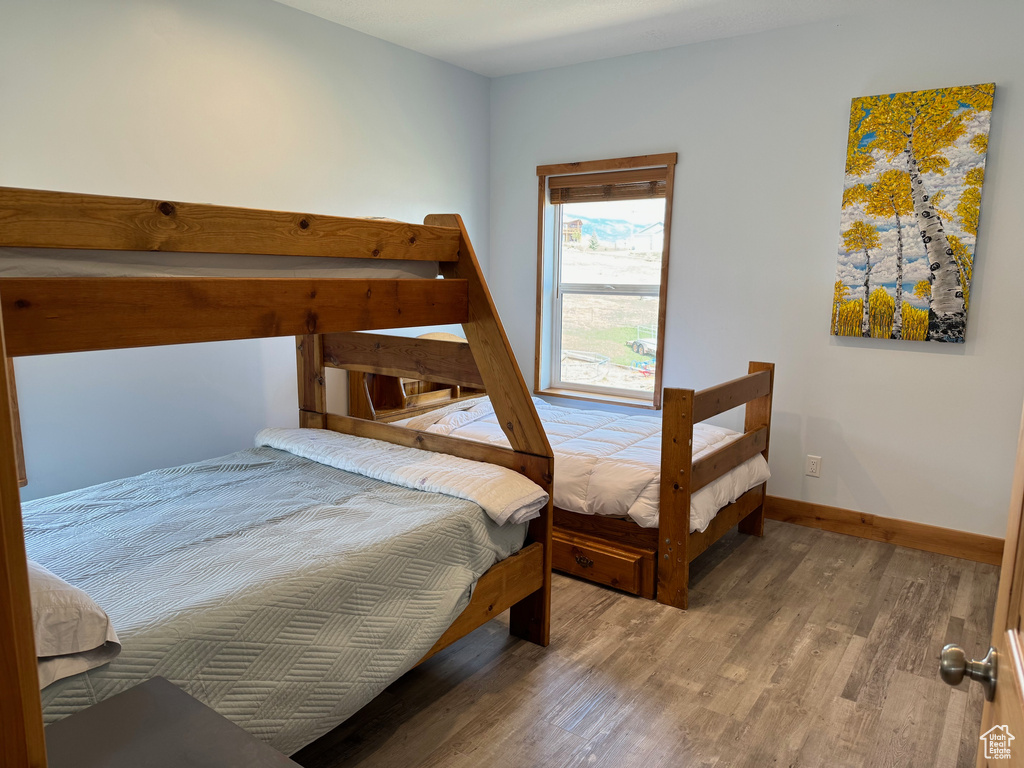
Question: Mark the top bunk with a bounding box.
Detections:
[0,185,550,455]
[0,186,460,356]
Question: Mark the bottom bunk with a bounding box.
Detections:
[23,427,549,756]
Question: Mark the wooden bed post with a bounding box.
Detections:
[657,387,694,610]
[737,361,774,537]
[0,301,47,768]
[296,334,326,429]
[6,359,27,487]
[425,213,553,646]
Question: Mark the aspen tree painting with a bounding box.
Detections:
[833,83,993,342]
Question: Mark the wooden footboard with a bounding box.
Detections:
[657,361,775,609]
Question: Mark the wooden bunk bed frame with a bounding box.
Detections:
[0,189,554,768]
[349,361,775,611]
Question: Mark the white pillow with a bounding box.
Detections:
[27,559,121,688]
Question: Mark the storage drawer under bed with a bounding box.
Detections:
[552,530,655,598]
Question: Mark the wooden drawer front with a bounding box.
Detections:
[552,531,654,597]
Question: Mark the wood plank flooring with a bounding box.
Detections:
[294,520,999,768]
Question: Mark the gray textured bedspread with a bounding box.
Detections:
[23,446,526,754]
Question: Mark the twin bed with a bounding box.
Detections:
[0,190,553,764]
[349,350,775,609]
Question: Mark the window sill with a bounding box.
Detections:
[535,387,658,410]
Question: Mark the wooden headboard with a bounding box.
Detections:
[342,331,485,423]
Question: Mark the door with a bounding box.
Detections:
[944,406,1024,765]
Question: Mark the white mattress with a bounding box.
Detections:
[396,397,771,533]
[0,246,438,279]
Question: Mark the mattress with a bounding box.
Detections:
[0,246,439,279]
[23,438,528,755]
[396,396,771,532]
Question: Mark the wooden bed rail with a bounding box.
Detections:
[691,427,768,492]
[0,186,460,262]
[322,331,484,389]
[692,368,772,424]
[0,278,468,357]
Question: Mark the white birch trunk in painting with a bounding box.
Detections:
[861,249,871,337]
[891,211,904,340]
[905,137,966,341]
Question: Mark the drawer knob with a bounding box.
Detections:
[574,553,594,568]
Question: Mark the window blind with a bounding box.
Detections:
[548,167,668,204]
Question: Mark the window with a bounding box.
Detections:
[535,154,676,408]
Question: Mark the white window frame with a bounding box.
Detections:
[535,154,676,409]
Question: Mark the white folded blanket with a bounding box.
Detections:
[256,428,548,525]
[394,396,770,532]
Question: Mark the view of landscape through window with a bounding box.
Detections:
[557,198,665,394]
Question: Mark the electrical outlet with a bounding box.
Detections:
[805,455,822,478]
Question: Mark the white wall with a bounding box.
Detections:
[1,0,490,499]
[489,1,1024,537]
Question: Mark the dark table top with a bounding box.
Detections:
[45,676,301,768]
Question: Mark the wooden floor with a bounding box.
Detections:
[294,520,999,768]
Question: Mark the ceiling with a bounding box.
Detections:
[271,0,898,77]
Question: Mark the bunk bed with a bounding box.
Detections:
[0,189,554,767]
[349,359,774,610]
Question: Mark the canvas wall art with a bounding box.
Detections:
[832,83,994,343]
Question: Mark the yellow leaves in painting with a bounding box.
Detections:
[841,220,881,253]
[929,189,954,221]
[833,298,862,337]
[957,166,984,237]
[901,306,929,341]
[853,94,911,162]
[831,281,851,334]
[911,89,971,164]
[957,187,982,237]
[850,85,993,175]
[868,288,896,338]
[913,280,931,301]
[842,185,869,208]
[970,134,989,154]
[872,170,914,216]
[951,83,995,112]
[835,288,933,342]
[965,167,985,187]
[831,288,926,342]
[844,170,913,219]
[845,101,874,176]
[917,153,952,175]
